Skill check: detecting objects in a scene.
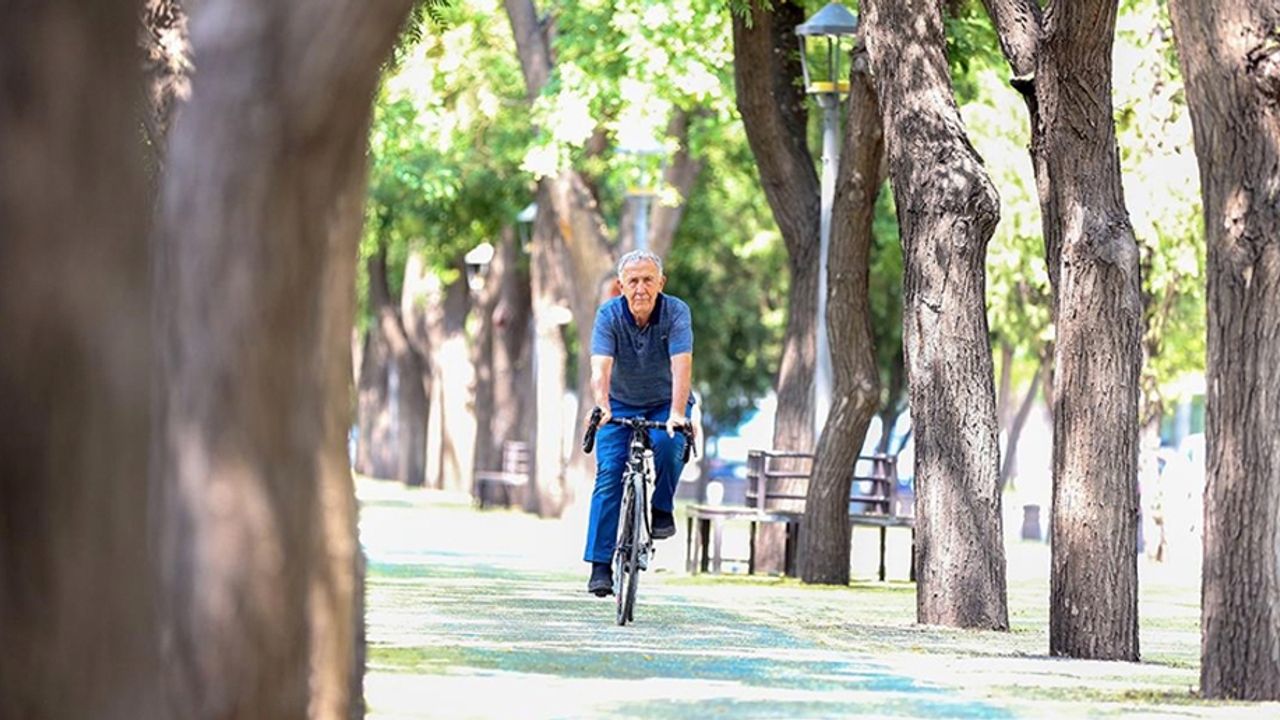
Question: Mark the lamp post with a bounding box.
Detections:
[796,2,858,438]
[617,132,667,251]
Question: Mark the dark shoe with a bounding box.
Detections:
[588,562,613,596]
[651,508,676,540]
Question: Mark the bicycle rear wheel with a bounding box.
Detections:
[615,481,635,626]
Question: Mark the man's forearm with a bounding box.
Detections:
[591,356,613,409]
[670,353,692,418]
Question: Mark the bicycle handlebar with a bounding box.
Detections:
[582,407,697,463]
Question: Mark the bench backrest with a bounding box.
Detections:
[745,449,901,516]
[502,440,530,475]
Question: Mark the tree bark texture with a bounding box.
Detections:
[864,0,1008,629]
[153,1,412,717]
[732,0,820,574]
[800,42,885,585]
[1040,2,1142,661]
[0,3,162,717]
[1168,0,1280,699]
[983,0,1141,659]
[139,0,192,166]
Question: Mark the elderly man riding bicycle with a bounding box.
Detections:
[584,249,695,596]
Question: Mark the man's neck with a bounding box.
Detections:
[632,309,652,327]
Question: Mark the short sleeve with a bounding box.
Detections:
[590,303,616,356]
[668,300,693,355]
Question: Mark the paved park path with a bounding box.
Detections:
[358,482,1013,719]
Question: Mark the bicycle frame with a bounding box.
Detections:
[582,409,693,625]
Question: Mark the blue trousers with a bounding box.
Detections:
[583,399,691,564]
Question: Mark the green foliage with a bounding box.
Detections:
[361,0,533,327]
[1113,3,1204,402]
[667,132,788,435]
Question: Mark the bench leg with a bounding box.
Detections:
[878,526,887,582]
[685,516,695,574]
[784,521,799,578]
[748,522,757,575]
[909,528,917,582]
[712,517,724,574]
[699,518,712,574]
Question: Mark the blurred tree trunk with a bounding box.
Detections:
[408,255,474,493]
[732,0,820,574]
[982,0,1141,659]
[355,328,396,478]
[153,1,412,717]
[472,228,534,492]
[874,351,906,454]
[995,343,1015,429]
[356,244,429,485]
[1168,0,1280,700]
[865,0,1008,629]
[0,2,162,717]
[800,41,884,585]
[999,365,1042,490]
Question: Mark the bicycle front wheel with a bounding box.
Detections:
[622,478,644,623]
[615,480,636,626]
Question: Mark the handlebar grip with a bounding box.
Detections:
[582,407,603,454]
[680,426,696,464]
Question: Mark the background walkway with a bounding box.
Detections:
[357,480,1267,719]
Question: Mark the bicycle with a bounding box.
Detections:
[582,407,694,626]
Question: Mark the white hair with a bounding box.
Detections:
[616,249,664,277]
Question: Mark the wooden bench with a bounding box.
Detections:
[474,440,530,509]
[686,449,915,580]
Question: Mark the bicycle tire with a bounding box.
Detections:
[623,480,644,623]
[615,479,635,626]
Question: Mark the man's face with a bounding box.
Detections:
[619,259,665,317]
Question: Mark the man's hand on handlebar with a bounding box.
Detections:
[666,413,691,440]
[592,405,612,428]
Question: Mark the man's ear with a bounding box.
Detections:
[658,274,667,291]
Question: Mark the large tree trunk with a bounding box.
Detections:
[0,3,161,717]
[983,0,1141,659]
[732,0,820,574]
[800,42,885,585]
[865,0,1008,629]
[1168,0,1280,699]
[153,1,411,716]
[1040,2,1142,661]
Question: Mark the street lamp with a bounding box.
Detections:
[796,1,858,438]
[464,242,495,291]
[616,132,667,252]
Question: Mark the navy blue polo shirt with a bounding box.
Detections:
[590,293,693,408]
